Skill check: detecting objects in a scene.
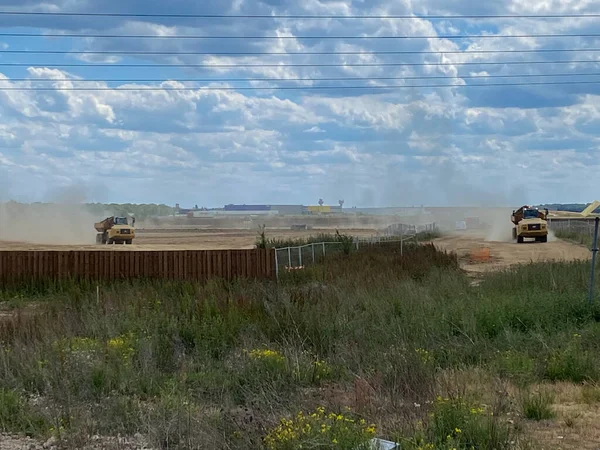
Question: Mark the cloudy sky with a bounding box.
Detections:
[0,0,599,207]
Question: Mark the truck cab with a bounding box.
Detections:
[511,206,549,243]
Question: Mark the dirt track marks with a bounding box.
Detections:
[433,231,591,274]
[0,228,377,251]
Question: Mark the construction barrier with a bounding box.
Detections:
[0,249,275,283]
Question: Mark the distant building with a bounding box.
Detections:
[224,204,271,212]
[270,205,304,215]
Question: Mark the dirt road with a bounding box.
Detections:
[433,231,591,274]
[0,228,377,251]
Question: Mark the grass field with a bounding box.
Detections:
[554,229,597,249]
[1,239,600,449]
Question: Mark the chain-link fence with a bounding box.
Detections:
[549,219,598,237]
[274,233,422,280]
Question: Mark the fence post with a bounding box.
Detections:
[275,249,279,281]
[299,247,303,267]
[356,239,359,251]
[288,247,292,269]
[401,237,403,257]
[323,242,326,259]
[312,243,315,263]
[589,217,599,305]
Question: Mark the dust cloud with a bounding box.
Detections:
[0,202,106,245]
[482,208,517,243]
[0,184,112,246]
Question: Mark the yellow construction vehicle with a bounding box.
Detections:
[511,206,549,243]
[95,216,135,245]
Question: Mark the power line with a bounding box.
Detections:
[2,48,600,56]
[1,60,599,68]
[2,32,600,40]
[0,11,599,19]
[4,72,599,83]
[0,80,599,91]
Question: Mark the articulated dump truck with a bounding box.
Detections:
[511,206,549,243]
[95,216,135,245]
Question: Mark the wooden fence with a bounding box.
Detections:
[0,249,275,283]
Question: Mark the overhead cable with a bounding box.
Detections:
[0,80,599,91]
[4,72,599,83]
[2,32,600,40]
[1,11,599,19]
[1,59,599,68]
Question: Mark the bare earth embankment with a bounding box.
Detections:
[433,230,591,274]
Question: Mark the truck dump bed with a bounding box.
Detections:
[94,217,115,233]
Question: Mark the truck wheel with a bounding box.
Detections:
[126,240,133,245]
[517,236,524,244]
[541,235,548,243]
[107,238,114,245]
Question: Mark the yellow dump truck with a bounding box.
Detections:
[511,206,549,243]
[95,216,135,245]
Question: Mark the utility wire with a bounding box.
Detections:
[2,32,600,40]
[2,48,600,56]
[4,72,599,83]
[1,60,598,68]
[0,80,599,91]
[0,11,599,19]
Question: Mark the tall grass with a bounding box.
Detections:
[554,229,596,248]
[0,243,597,448]
[254,226,441,250]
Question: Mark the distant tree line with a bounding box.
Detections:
[84,203,176,220]
[0,201,176,221]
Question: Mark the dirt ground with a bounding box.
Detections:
[0,228,377,251]
[433,230,592,275]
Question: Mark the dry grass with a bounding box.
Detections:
[1,242,600,449]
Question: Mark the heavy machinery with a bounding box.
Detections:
[511,206,549,243]
[94,216,135,245]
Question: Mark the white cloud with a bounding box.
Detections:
[305,126,325,133]
[1,0,600,205]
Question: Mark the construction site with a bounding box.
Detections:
[0,201,598,283]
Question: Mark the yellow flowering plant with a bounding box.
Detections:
[245,348,288,376]
[106,333,136,366]
[264,406,376,450]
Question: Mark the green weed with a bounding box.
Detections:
[399,396,513,450]
[0,389,49,437]
[522,390,555,421]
